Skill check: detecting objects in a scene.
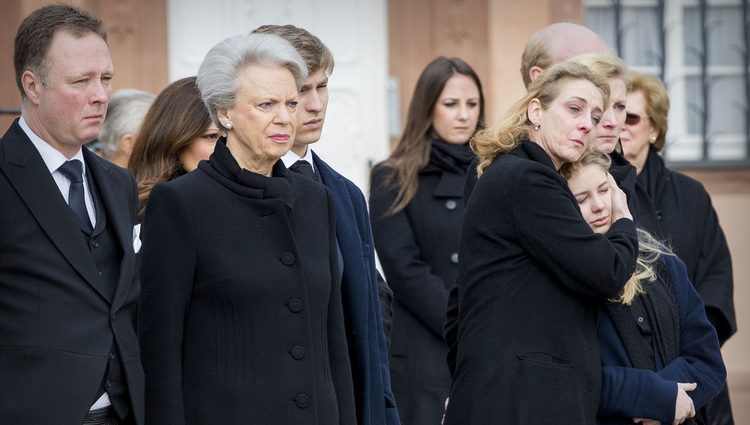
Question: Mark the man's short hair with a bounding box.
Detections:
[253,24,334,75]
[14,4,107,98]
[98,89,156,156]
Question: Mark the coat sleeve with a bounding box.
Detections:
[691,187,735,344]
[324,190,357,425]
[350,183,401,423]
[510,165,638,299]
[599,365,677,422]
[138,183,195,425]
[655,255,727,409]
[369,166,451,338]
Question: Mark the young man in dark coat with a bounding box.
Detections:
[253,24,400,425]
[0,5,143,424]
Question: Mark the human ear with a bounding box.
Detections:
[22,70,42,105]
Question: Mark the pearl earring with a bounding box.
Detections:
[224,122,233,130]
[533,122,540,130]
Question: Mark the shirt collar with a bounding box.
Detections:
[280,146,315,172]
[19,116,87,175]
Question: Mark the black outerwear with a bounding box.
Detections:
[635,147,736,425]
[0,119,143,425]
[446,148,640,375]
[635,147,735,343]
[443,140,637,425]
[369,141,471,425]
[138,139,356,425]
[310,151,400,425]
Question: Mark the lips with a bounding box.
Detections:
[591,216,610,227]
[303,118,322,128]
[270,134,290,141]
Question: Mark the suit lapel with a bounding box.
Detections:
[0,121,111,302]
[83,148,135,310]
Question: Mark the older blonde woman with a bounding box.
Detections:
[444,62,637,425]
[138,33,356,424]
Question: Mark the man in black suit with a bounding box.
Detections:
[0,5,143,425]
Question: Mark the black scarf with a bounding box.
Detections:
[604,260,680,372]
[428,138,475,175]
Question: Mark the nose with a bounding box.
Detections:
[275,104,294,125]
[591,194,605,213]
[457,104,469,121]
[306,91,323,112]
[579,114,595,133]
[90,79,110,104]
[600,108,615,129]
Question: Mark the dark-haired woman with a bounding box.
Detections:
[127,76,220,219]
[368,56,484,425]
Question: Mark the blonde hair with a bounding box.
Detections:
[472,61,610,176]
[569,52,627,82]
[627,71,670,151]
[561,149,672,305]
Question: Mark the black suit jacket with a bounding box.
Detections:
[0,119,143,425]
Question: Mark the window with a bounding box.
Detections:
[585,0,749,167]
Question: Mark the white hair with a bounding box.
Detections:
[98,88,155,155]
[196,33,307,131]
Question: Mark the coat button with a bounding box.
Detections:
[450,253,459,264]
[111,313,117,321]
[91,239,100,248]
[280,252,295,266]
[290,346,305,360]
[109,352,116,360]
[288,298,303,313]
[637,316,644,323]
[445,199,457,210]
[295,393,310,408]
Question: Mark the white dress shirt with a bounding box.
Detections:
[19,117,97,228]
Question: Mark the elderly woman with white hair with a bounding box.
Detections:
[138,33,356,425]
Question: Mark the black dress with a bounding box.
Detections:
[139,139,356,425]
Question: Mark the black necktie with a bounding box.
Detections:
[289,160,316,180]
[58,160,93,230]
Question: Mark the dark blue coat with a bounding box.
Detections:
[597,254,726,424]
[312,151,400,425]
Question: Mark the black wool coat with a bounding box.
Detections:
[443,140,637,425]
[138,140,356,425]
[635,147,735,343]
[369,159,466,425]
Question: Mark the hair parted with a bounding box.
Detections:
[626,71,670,151]
[472,61,610,177]
[14,4,107,99]
[99,89,155,156]
[561,149,672,305]
[128,77,212,220]
[252,24,334,75]
[375,56,485,214]
[196,33,307,132]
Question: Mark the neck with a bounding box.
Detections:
[528,135,561,171]
[290,143,308,158]
[226,137,274,177]
[21,109,82,159]
[629,149,650,175]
